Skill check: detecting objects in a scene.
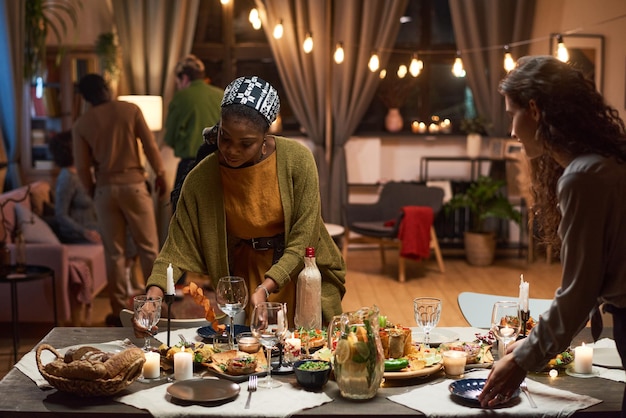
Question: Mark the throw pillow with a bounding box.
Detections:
[14,203,61,244]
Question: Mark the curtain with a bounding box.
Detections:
[449,0,535,136]
[0,0,25,190]
[255,0,407,223]
[111,0,199,244]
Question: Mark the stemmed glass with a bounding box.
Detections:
[413,297,442,346]
[491,301,522,356]
[216,276,249,350]
[133,295,162,351]
[250,302,288,388]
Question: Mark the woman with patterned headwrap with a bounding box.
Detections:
[139,76,345,329]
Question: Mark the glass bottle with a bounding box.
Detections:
[294,247,322,331]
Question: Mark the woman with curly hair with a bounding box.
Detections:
[479,55,626,414]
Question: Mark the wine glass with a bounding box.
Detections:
[413,297,442,346]
[491,301,521,356]
[216,276,249,350]
[133,295,162,351]
[250,302,288,388]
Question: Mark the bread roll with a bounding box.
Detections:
[103,347,145,378]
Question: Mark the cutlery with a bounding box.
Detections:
[245,375,257,409]
[520,379,537,408]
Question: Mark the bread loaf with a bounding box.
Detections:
[44,346,145,381]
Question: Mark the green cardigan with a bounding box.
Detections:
[148,137,346,322]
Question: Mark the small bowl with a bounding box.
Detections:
[294,359,331,390]
[236,332,260,354]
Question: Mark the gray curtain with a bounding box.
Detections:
[449,0,535,136]
[255,0,407,223]
[0,0,25,190]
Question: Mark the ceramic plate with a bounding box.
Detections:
[167,378,240,402]
[384,363,443,380]
[593,347,623,369]
[565,366,602,378]
[411,329,459,346]
[449,378,520,404]
[197,324,250,340]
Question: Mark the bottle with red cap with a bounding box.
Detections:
[294,247,322,331]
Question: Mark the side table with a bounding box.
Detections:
[0,265,56,363]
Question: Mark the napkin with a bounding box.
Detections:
[388,370,602,417]
[15,340,132,389]
[116,377,333,418]
[588,338,625,383]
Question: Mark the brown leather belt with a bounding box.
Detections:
[240,234,285,264]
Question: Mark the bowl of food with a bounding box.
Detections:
[294,359,331,390]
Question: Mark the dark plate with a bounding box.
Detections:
[197,324,250,340]
[449,378,520,404]
[166,378,240,402]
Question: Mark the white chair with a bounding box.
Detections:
[457,291,553,328]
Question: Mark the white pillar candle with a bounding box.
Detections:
[142,352,161,379]
[519,274,529,312]
[174,348,193,380]
[442,350,467,378]
[166,263,175,295]
[574,343,593,374]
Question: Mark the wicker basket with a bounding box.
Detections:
[36,344,145,397]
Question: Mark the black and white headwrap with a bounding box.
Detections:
[221,76,280,126]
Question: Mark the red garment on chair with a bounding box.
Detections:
[397,206,434,260]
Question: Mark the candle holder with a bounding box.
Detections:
[164,294,175,347]
[520,309,530,338]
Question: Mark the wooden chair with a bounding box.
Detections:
[457,291,553,328]
[342,182,445,282]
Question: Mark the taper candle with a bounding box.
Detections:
[166,263,175,295]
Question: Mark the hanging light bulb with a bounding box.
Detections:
[368,52,380,72]
[273,20,284,39]
[220,0,229,4]
[334,42,344,64]
[503,45,516,73]
[556,34,569,62]
[379,69,387,79]
[303,32,313,53]
[397,64,408,78]
[452,52,466,78]
[409,54,423,77]
[249,8,261,30]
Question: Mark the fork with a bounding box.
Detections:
[520,379,537,408]
[245,375,257,409]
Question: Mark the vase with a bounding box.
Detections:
[385,108,403,132]
[466,134,482,158]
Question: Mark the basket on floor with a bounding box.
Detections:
[36,344,144,397]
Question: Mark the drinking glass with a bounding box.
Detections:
[413,297,442,346]
[491,301,521,355]
[133,295,162,351]
[250,302,288,388]
[216,276,249,350]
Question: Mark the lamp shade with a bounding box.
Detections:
[117,95,163,131]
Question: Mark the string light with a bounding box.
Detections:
[333,42,344,64]
[556,34,569,62]
[503,45,515,72]
[368,52,380,72]
[397,64,408,78]
[451,52,465,77]
[379,69,387,79]
[273,19,284,39]
[409,54,423,77]
[303,32,313,53]
[249,8,261,30]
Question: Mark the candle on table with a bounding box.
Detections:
[284,333,302,362]
[166,263,175,295]
[574,343,593,374]
[142,352,160,379]
[519,274,529,312]
[174,347,193,380]
[500,326,514,338]
[442,350,467,378]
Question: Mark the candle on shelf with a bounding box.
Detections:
[142,351,160,379]
[411,121,420,134]
[174,347,193,380]
[440,118,452,133]
[574,343,593,374]
[418,122,427,133]
[166,263,175,295]
[428,123,440,134]
[519,274,529,312]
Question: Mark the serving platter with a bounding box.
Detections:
[167,378,240,402]
[384,363,443,380]
[449,378,520,404]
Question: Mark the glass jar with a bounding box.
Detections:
[328,306,385,399]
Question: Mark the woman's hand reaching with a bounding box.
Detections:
[133,286,164,338]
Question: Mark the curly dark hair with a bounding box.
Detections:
[499,55,626,251]
[48,130,74,168]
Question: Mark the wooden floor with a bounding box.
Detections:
[0,247,562,380]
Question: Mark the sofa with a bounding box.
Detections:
[0,181,107,325]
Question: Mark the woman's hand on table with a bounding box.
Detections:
[132,286,164,339]
[478,352,527,408]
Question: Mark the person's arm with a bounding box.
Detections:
[72,127,95,196]
[133,108,166,197]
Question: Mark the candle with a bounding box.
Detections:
[519,274,529,312]
[500,326,514,338]
[549,369,558,378]
[428,123,440,133]
[166,263,175,295]
[237,333,260,354]
[417,122,427,133]
[442,350,467,378]
[411,121,420,134]
[142,351,160,379]
[574,343,593,374]
[284,334,302,362]
[174,347,193,380]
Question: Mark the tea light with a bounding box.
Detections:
[142,352,160,379]
[417,122,427,133]
[500,326,514,338]
[428,123,440,134]
[411,121,420,134]
[574,343,593,374]
[174,347,193,380]
[549,369,558,378]
[442,350,467,378]
[238,335,260,354]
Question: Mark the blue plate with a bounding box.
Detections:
[197,324,250,340]
[449,378,520,404]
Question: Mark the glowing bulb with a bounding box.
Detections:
[220,0,229,4]
[452,56,466,78]
[333,43,344,64]
[397,64,408,78]
[409,56,423,77]
[273,20,284,39]
[251,17,262,30]
[303,33,313,53]
[368,53,380,72]
[379,69,387,79]
[556,40,569,62]
[504,52,515,72]
[549,369,558,378]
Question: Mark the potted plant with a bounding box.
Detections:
[460,116,491,158]
[445,176,521,266]
[377,75,417,132]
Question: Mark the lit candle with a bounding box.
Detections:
[418,122,427,133]
[549,369,558,378]
[519,274,529,312]
[574,343,593,374]
[428,123,440,133]
[284,333,302,362]
[174,347,193,380]
[142,351,161,379]
[166,263,175,295]
[500,326,514,338]
[442,350,467,378]
[411,121,420,134]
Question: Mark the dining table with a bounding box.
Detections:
[0,326,623,417]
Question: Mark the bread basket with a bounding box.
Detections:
[36,344,145,397]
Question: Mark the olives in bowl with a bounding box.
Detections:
[294,359,331,390]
